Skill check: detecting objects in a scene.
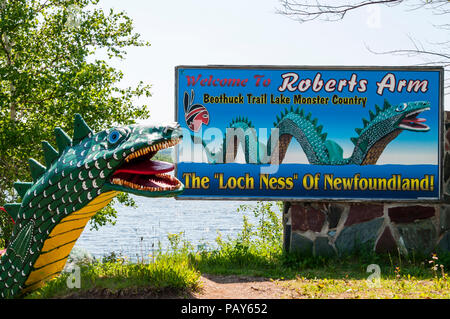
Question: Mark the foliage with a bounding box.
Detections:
[25,256,201,299]
[165,231,195,256]
[22,201,450,298]
[276,0,449,96]
[0,211,13,247]
[236,201,283,257]
[0,0,152,240]
[153,150,173,163]
[189,201,285,276]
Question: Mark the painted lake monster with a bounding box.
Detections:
[190,99,431,165]
[0,115,184,298]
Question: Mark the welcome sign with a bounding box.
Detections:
[174,66,443,201]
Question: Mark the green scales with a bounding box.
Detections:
[0,115,184,298]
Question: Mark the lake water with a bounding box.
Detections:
[74,196,280,262]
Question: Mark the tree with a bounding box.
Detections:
[0,0,152,244]
[276,0,449,96]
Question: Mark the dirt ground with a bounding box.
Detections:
[61,275,291,299]
[192,275,292,299]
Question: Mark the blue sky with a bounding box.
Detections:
[95,0,449,126]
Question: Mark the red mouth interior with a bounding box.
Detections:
[112,154,178,189]
[401,113,428,130]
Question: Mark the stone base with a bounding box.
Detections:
[283,111,450,257]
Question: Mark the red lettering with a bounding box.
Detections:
[188,75,248,87]
[186,74,202,86]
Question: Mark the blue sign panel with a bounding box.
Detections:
[175,66,443,201]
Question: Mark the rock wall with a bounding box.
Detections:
[283,111,450,256]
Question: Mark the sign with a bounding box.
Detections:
[174,66,443,201]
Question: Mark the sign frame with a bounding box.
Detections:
[174,65,445,203]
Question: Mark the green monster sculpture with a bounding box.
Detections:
[193,100,431,165]
[0,115,184,298]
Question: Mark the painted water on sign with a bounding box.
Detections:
[74,195,279,261]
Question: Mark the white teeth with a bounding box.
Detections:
[110,173,181,192]
[399,124,429,131]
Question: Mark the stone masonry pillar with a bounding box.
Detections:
[283,111,450,256]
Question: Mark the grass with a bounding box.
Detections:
[24,201,450,299]
[279,275,450,299]
[25,253,201,299]
[277,253,450,299]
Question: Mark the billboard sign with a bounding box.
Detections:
[175,66,443,201]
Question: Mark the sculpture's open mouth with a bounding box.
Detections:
[399,108,430,132]
[109,137,182,193]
